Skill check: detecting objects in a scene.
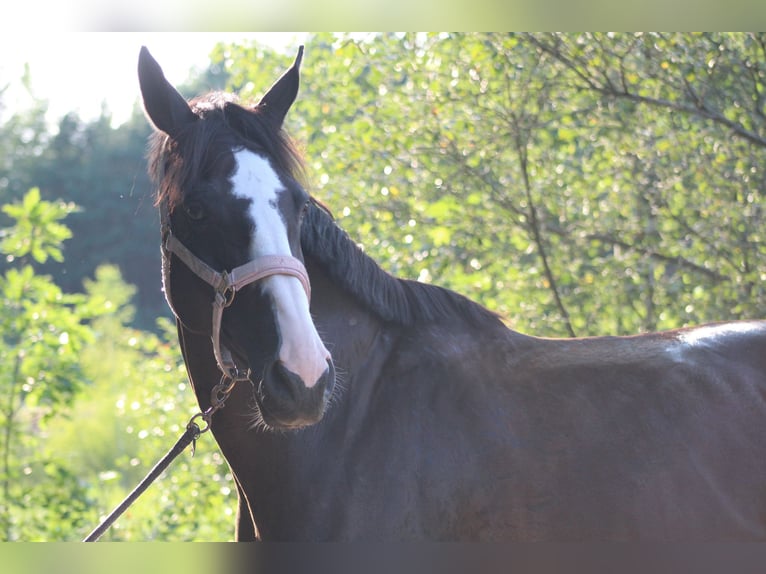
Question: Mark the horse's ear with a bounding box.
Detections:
[257,45,304,127]
[138,46,197,136]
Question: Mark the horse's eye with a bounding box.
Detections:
[184,201,206,222]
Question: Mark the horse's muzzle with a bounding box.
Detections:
[255,358,335,429]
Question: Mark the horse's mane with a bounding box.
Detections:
[302,202,505,329]
[147,90,503,330]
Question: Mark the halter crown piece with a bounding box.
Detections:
[159,201,311,381]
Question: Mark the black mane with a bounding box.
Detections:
[302,203,505,329]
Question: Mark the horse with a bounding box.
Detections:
[137,45,766,541]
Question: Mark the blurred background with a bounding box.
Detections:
[1,32,766,541]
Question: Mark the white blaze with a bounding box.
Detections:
[230,149,330,387]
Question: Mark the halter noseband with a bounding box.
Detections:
[160,202,311,381]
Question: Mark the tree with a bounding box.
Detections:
[0,68,235,542]
[29,110,164,330]
[0,190,233,540]
[0,67,52,208]
[218,33,765,336]
[0,189,96,540]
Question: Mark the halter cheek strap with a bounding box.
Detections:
[160,207,311,381]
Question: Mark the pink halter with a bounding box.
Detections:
[160,204,311,381]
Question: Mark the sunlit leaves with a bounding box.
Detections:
[0,190,92,413]
[264,32,765,336]
[0,188,77,263]
[0,190,93,540]
[216,34,765,337]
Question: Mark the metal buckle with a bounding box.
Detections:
[216,272,236,308]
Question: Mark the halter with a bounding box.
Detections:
[159,202,311,381]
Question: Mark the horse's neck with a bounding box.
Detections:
[307,260,394,397]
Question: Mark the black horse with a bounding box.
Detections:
[138,45,766,541]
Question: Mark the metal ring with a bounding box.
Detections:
[222,285,236,307]
[211,389,228,409]
[187,411,211,434]
[210,375,239,409]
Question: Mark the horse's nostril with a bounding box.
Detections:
[269,361,301,400]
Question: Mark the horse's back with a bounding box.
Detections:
[492,320,766,540]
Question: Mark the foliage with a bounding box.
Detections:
[3,33,758,339]
[43,311,235,542]
[0,190,96,540]
[27,111,164,330]
[1,187,77,263]
[220,32,765,336]
[0,67,51,205]
[0,191,234,541]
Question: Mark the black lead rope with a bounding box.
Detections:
[83,375,237,542]
[82,422,202,542]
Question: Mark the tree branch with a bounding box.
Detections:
[527,33,766,150]
[1,350,22,540]
[584,232,727,283]
[514,135,576,337]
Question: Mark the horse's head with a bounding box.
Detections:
[138,46,334,430]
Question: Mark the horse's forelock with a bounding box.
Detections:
[148,91,306,210]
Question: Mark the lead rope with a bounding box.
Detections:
[83,375,237,542]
